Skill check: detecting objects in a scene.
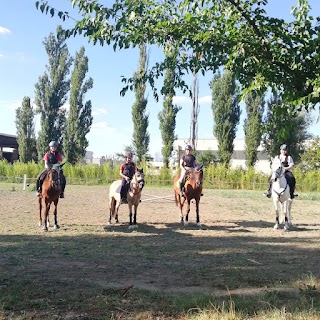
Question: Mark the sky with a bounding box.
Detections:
[1,0,319,160]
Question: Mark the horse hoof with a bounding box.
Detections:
[42,227,48,232]
[128,225,135,230]
[197,223,201,227]
[54,225,60,230]
[179,219,184,224]
[284,224,290,231]
[273,224,279,230]
[134,224,138,229]
[184,221,189,226]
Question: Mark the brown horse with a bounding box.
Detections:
[38,164,63,231]
[108,168,145,229]
[174,165,203,226]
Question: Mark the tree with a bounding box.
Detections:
[131,44,150,163]
[244,91,265,167]
[37,0,320,109]
[300,137,320,170]
[63,46,93,164]
[34,25,73,159]
[262,90,312,162]
[210,70,241,166]
[158,51,181,168]
[190,72,200,151]
[15,97,37,162]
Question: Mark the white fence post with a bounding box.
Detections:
[23,174,27,191]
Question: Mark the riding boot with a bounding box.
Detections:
[120,186,127,204]
[60,177,66,198]
[35,179,41,196]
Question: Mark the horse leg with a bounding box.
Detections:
[133,205,138,229]
[42,201,50,231]
[53,199,59,230]
[283,200,290,231]
[273,200,280,230]
[195,198,201,227]
[179,196,185,224]
[115,202,120,224]
[128,203,134,229]
[184,200,191,226]
[287,199,293,226]
[38,197,42,227]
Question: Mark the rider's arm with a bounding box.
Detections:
[180,158,185,169]
[285,156,295,171]
[119,164,129,180]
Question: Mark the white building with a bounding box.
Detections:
[174,139,271,174]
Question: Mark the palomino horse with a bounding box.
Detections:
[174,165,203,226]
[270,157,292,230]
[38,164,63,231]
[108,168,145,229]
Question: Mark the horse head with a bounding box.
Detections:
[271,158,285,182]
[47,164,62,191]
[194,164,204,187]
[131,168,145,192]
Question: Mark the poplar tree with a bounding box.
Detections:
[210,70,241,166]
[244,91,265,167]
[262,91,311,162]
[158,51,181,168]
[34,25,73,159]
[15,96,37,162]
[132,44,150,162]
[63,46,93,164]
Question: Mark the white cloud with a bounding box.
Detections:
[0,26,10,34]
[173,95,212,105]
[0,99,21,111]
[92,108,108,116]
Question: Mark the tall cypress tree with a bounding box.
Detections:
[210,70,241,166]
[63,46,93,164]
[132,44,150,162]
[262,90,311,162]
[34,25,73,159]
[15,96,37,162]
[244,91,265,167]
[158,51,181,168]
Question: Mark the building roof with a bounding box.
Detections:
[0,133,18,149]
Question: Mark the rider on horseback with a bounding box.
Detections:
[120,151,136,204]
[179,145,199,197]
[35,141,66,198]
[264,144,297,199]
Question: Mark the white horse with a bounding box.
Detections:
[108,168,145,229]
[270,157,292,230]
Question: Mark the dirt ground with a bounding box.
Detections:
[1,184,320,298]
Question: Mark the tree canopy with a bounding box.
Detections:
[36,0,320,109]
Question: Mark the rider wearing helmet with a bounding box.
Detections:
[264,144,297,199]
[178,144,198,197]
[119,151,136,204]
[35,141,66,198]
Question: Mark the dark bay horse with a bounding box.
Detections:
[174,165,203,226]
[38,164,63,231]
[108,168,145,229]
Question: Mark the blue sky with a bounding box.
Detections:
[1,0,319,159]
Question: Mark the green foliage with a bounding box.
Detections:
[132,44,150,162]
[210,70,241,166]
[63,46,93,165]
[262,90,312,162]
[299,137,320,171]
[15,97,37,163]
[158,52,181,168]
[35,25,73,159]
[36,0,320,109]
[244,91,264,167]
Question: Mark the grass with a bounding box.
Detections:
[1,184,320,319]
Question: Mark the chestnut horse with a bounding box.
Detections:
[174,165,203,226]
[38,164,63,231]
[108,168,145,229]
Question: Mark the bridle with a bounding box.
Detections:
[48,167,61,191]
[130,171,145,195]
